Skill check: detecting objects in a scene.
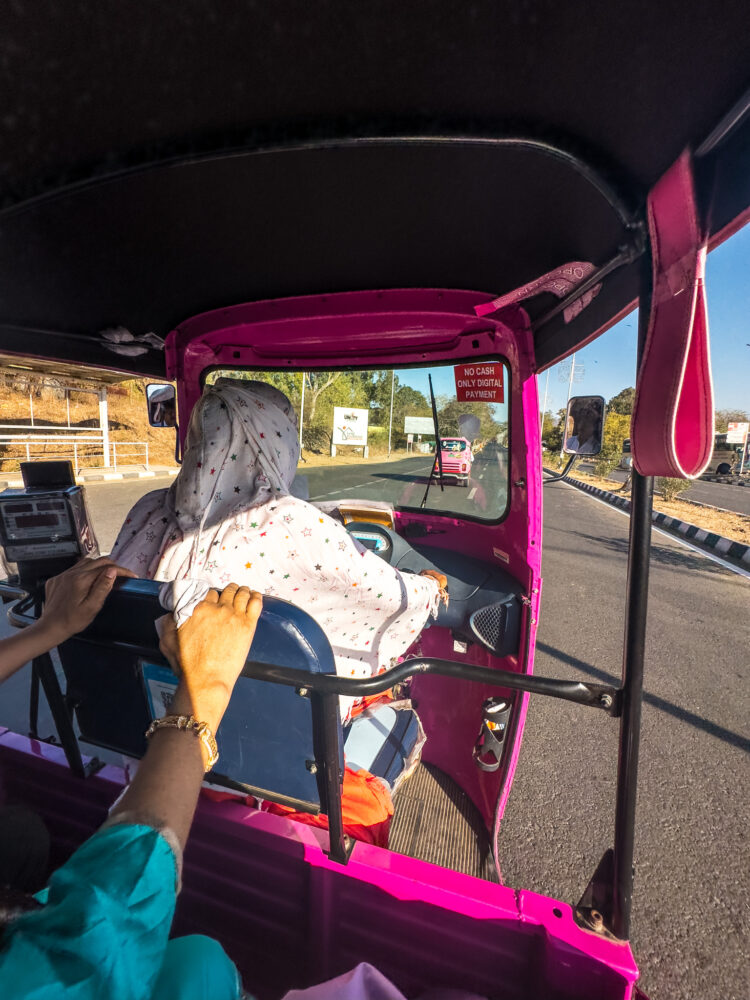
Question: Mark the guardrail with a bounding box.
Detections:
[110,440,149,470]
[0,434,149,472]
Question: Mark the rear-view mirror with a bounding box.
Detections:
[562,395,605,456]
[146,384,177,428]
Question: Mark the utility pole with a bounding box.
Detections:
[540,368,550,433]
[299,373,306,450]
[387,370,395,458]
[560,353,576,460]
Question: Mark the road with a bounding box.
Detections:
[1,469,748,999]
[577,461,750,515]
[500,480,749,1000]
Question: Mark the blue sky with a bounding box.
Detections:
[399,223,747,419]
[540,223,749,415]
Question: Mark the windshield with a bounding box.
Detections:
[205,360,509,521]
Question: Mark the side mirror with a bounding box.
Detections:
[562,395,605,456]
[146,384,177,428]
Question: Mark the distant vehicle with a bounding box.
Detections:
[619,438,633,470]
[434,437,473,486]
[705,433,743,475]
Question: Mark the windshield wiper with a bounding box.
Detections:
[420,373,445,508]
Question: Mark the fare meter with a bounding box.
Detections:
[0,462,99,589]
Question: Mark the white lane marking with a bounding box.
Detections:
[468,487,478,500]
[562,484,750,582]
[310,481,378,499]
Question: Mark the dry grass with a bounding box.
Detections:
[0,377,421,473]
[0,379,176,470]
[572,470,750,545]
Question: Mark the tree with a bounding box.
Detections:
[715,409,749,433]
[608,387,636,415]
[542,408,566,453]
[594,412,630,477]
[304,372,343,427]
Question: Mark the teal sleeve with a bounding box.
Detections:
[0,823,179,1000]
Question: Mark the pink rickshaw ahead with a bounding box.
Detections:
[0,5,748,998]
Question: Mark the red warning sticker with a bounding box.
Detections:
[454,363,504,403]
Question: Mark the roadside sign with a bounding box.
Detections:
[332,406,369,446]
[726,422,749,444]
[404,415,435,435]
[454,363,504,402]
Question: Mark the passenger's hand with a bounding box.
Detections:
[159,584,262,731]
[39,557,136,643]
[420,569,447,590]
[420,569,449,607]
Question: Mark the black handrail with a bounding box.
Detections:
[611,250,654,940]
[241,655,619,713]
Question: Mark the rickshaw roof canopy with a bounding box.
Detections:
[0,1,748,376]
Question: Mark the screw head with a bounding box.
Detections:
[305,760,318,774]
[599,693,614,709]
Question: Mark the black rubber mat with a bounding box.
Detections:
[389,763,499,882]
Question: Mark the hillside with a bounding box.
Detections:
[0,374,177,471]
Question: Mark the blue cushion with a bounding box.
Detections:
[344,706,421,787]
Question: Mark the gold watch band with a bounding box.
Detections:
[145,714,219,771]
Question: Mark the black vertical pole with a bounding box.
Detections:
[611,252,655,939]
[29,592,88,777]
[319,692,347,864]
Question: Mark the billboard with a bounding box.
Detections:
[454,362,504,402]
[726,421,749,444]
[332,406,369,446]
[404,415,435,435]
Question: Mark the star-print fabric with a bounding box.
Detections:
[111,378,440,720]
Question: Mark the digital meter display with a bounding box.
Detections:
[0,484,98,571]
[15,513,60,529]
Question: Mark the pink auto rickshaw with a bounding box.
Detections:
[0,5,748,998]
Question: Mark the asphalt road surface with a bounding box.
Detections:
[1,469,748,1000]
[577,461,750,516]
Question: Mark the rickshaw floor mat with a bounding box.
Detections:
[389,763,498,882]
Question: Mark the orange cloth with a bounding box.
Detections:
[200,766,394,848]
[265,766,394,847]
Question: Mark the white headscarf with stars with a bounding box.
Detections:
[111,379,440,720]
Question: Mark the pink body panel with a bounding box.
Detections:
[166,291,543,826]
[0,731,639,999]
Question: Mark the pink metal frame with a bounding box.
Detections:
[0,288,644,995]
[166,290,543,827]
[0,729,639,998]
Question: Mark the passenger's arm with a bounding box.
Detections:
[108,584,262,851]
[0,558,136,685]
[310,509,443,620]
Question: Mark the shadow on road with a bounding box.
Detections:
[537,641,750,754]
[564,529,736,576]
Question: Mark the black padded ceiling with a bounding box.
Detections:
[0,1,747,375]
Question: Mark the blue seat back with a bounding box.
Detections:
[58,579,343,812]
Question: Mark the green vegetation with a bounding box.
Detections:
[595,412,630,477]
[656,477,691,501]
[715,408,749,433]
[209,368,506,454]
[607,386,636,415]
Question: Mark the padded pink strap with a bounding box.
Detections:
[474,261,600,323]
[631,151,714,478]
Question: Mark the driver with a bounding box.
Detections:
[111,379,446,724]
[566,399,602,454]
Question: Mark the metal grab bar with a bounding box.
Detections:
[9,589,619,715]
